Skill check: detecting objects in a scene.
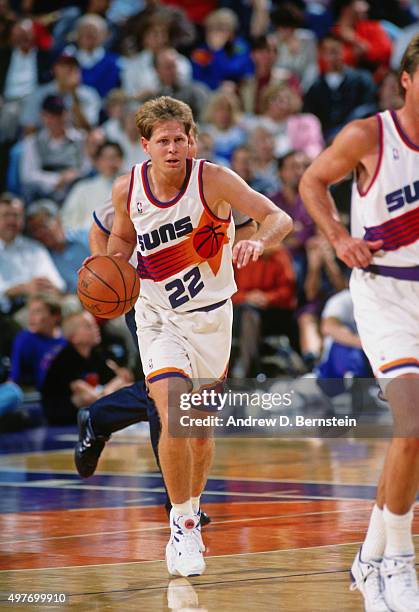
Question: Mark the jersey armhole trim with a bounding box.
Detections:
[356,113,383,198]
[93,211,111,235]
[198,160,232,223]
[126,166,135,215]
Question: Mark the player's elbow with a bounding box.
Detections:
[279,211,293,238]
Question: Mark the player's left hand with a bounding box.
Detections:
[233,240,264,268]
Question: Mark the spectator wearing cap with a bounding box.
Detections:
[26,199,90,294]
[64,14,121,98]
[0,193,65,316]
[61,141,123,231]
[191,8,254,91]
[20,54,101,134]
[20,94,89,204]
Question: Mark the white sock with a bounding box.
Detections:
[361,504,386,561]
[383,504,414,557]
[171,500,193,517]
[191,496,201,514]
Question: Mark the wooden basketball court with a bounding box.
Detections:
[1,426,418,610]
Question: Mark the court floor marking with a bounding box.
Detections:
[1,504,372,546]
[0,467,380,487]
[0,480,366,502]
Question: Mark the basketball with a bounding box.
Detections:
[77,255,140,319]
[193,223,225,259]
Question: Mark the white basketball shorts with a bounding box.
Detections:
[135,296,233,387]
[350,268,419,390]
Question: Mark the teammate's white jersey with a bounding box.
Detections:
[351,110,419,269]
[127,158,237,311]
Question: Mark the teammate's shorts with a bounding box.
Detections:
[350,268,419,391]
[135,296,233,388]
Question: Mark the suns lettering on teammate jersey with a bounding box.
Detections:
[351,110,419,266]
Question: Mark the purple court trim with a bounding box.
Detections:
[363,264,419,281]
[187,299,227,313]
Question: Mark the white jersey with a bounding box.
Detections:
[127,158,237,311]
[351,110,419,269]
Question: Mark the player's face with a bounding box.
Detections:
[142,121,190,173]
[401,65,419,112]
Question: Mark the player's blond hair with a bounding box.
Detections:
[399,33,419,97]
[135,96,194,140]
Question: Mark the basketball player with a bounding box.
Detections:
[300,35,419,611]
[107,96,292,576]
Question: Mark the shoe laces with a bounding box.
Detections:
[382,556,418,593]
[350,559,382,601]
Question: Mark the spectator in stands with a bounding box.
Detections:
[316,288,371,396]
[0,18,51,144]
[20,94,89,204]
[0,381,23,419]
[121,13,192,100]
[153,48,209,122]
[271,3,319,92]
[64,14,121,98]
[249,125,280,194]
[202,91,247,164]
[100,88,127,142]
[61,141,123,231]
[21,54,101,134]
[298,231,348,369]
[255,82,324,158]
[271,150,315,286]
[41,311,133,425]
[107,108,147,170]
[26,199,90,294]
[220,0,270,40]
[376,69,403,111]
[191,8,254,91]
[332,0,392,73]
[0,193,65,316]
[11,294,66,390]
[232,245,298,378]
[230,144,276,193]
[240,34,296,115]
[303,34,376,141]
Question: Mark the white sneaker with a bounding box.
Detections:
[350,548,390,611]
[166,510,206,577]
[382,554,419,611]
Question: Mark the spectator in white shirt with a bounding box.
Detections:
[20,94,89,204]
[0,193,65,315]
[20,54,102,134]
[61,141,124,230]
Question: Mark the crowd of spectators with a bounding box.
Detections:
[0,0,417,428]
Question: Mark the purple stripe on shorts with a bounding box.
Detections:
[381,362,419,374]
[148,371,191,384]
[364,265,419,281]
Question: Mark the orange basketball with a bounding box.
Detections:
[77,255,140,319]
[193,223,225,259]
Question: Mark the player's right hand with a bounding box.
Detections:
[333,236,383,268]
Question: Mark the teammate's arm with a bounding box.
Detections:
[202,164,293,268]
[89,222,109,255]
[299,118,383,268]
[107,175,137,260]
